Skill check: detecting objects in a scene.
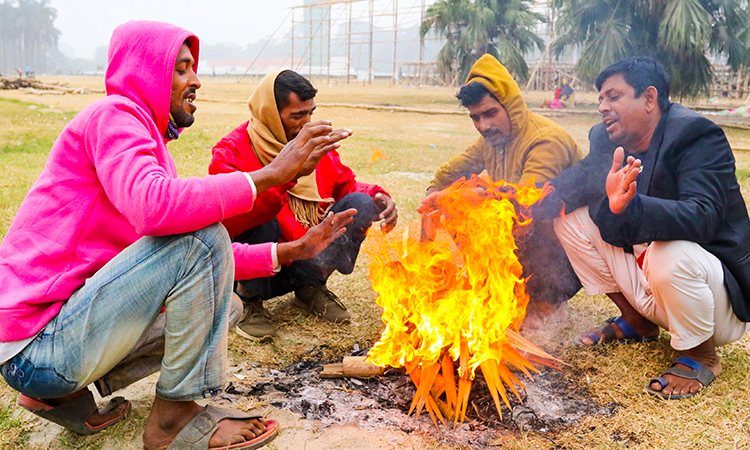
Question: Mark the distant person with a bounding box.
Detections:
[0,20,355,448]
[532,57,750,399]
[559,78,575,106]
[210,70,398,341]
[419,54,584,329]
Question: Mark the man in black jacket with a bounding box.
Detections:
[535,57,750,399]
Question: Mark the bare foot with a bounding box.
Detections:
[577,316,659,346]
[650,337,721,397]
[142,397,269,450]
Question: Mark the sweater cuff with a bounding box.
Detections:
[213,171,255,219]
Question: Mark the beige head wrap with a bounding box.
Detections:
[247,70,333,227]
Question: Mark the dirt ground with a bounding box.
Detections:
[2,76,750,450]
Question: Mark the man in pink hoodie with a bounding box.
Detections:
[0,21,355,449]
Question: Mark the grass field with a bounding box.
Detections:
[1,76,750,449]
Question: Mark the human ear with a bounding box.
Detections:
[644,86,659,113]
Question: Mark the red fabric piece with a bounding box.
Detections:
[210,122,390,241]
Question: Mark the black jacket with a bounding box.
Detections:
[533,103,750,321]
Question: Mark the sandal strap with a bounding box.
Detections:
[19,389,99,435]
[601,323,618,342]
[673,355,702,371]
[611,317,639,339]
[167,405,263,450]
[664,362,716,387]
[649,376,669,390]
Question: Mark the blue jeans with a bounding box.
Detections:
[1,223,237,401]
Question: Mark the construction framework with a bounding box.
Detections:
[242,0,441,85]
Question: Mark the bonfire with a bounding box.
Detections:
[365,175,561,428]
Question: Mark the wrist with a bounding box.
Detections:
[253,165,287,194]
[277,240,305,265]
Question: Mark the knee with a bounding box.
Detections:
[335,192,377,224]
[552,208,584,251]
[644,241,696,289]
[192,223,233,271]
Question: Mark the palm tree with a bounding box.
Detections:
[420,0,546,85]
[0,0,59,75]
[551,0,750,99]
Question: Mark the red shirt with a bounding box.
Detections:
[210,122,389,241]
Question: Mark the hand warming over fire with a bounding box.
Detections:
[374,193,398,233]
[276,208,356,264]
[294,128,353,181]
[606,146,641,214]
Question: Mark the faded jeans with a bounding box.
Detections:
[1,223,240,401]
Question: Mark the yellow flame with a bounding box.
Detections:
[364,175,559,423]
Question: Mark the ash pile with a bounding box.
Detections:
[220,349,617,449]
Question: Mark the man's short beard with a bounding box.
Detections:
[171,109,195,128]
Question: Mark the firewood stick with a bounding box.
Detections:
[342,356,384,378]
[441,353,457,409]
[480,361,504,420]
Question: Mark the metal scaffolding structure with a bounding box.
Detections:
[242,0,441,85]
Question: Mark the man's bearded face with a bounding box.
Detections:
[468,94,512,148]
[170,43,200,128]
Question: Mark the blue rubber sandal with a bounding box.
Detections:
[645,355,716,400]
[576,317,658,346]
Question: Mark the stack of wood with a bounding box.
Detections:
[0,77,104,95]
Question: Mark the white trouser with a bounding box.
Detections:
[553,207,750,350]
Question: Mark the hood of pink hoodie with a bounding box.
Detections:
[105,20,200,137]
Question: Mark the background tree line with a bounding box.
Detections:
[0,0,59,75]
[421,0,750,99]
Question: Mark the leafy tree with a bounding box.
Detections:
[551,0,750,99]
[420,0,546,85]
[0,0,60,75]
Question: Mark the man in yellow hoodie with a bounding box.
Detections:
[421,54,583,327]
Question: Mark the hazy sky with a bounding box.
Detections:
[50,0,301,59]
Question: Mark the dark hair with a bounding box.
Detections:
[595,57,671,112]
[274,70,317,111]
[456,82,496,108]
[184,38,192,48]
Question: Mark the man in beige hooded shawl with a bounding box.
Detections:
[210,70,397,340]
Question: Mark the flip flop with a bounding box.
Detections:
[645,355,716,400]
[576,316,659,346]
[17,389,131,435]
[151,405,279,450]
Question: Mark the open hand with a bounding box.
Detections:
[606,146,641,214]
[266,121,342,185]
[277,208,357,264]
[294,128,353,180]
[373,193,397,233]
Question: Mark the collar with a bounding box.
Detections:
[165,114,180,141]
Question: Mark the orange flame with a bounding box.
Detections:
[365,175,560,426]
[370,146,390,165]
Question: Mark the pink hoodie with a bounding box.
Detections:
[0,21,274,342]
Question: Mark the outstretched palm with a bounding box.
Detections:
[606,147,641,214]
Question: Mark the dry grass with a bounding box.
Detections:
[1,76,750,449]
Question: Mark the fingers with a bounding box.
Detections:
[417,191,440,215]
[297,120,333,140]
[328,128,353,144]
[610,146,625,174]
[321,208,355,235]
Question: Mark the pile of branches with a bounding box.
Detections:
[0,77,103,95]
[0,77,43,90]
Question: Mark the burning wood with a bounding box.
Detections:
[365,175,561,427]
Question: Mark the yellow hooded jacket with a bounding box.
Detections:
[429,54,583,189]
